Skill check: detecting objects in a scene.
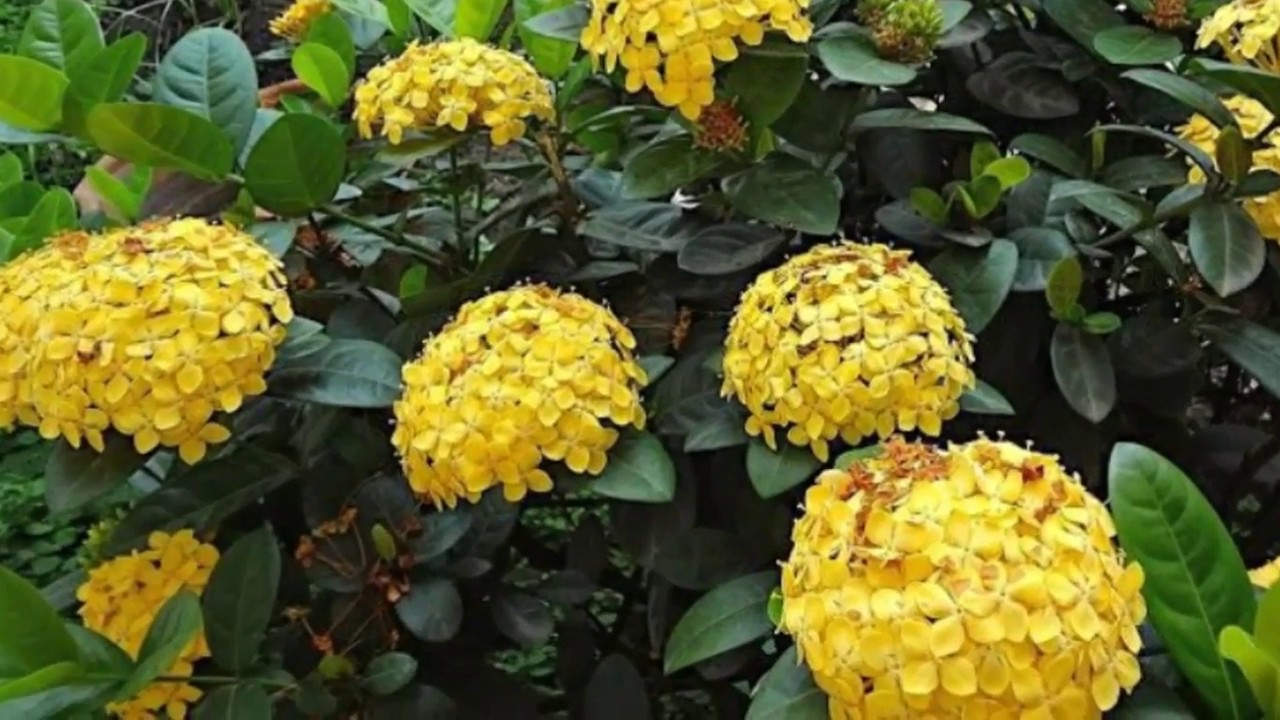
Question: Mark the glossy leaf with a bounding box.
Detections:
[87,102,233,180]
[0,55,68,131]
[44,435,147,514]
[959,380,1015,415]
[723,154,841,235]
[746,647,827,720]
[1009,227,1075,292]
[678,224,786,275]
[664,572,776,674]
[194,684,272,720]
[456,0,507,39]
[397,578,463,642]
[268,338,403,408]
[153,29,258,153]
[1220,626,1280,716]
[1200,319,1280,402]
[115,591,203,701]
[292,43,350,108]
[852,108,992,134]
[1045,256,1083,320]
[362,653,419,696]
[1092,26,1181,65]
[0,566,79,678]
[1051,324,1116,422]
[18,0,102,72]
[928,239,1018,333]
[515,0,576,78]
[590,430,677,503]
[1042,0,1124,50]
[724,41,807,125]
[520,3,587,42]
[746,439,821,499]
[1189,200,1265,297]
[1123,69,1235,130]
[244,113,345,215]
[816,36,915,87]
[203,527,281,672]
[622,134,722,199]
[1010,133,1086,177]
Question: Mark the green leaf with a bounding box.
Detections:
[292,43,351,108]
[1010,133,1086,177]
[0,55,68,131]
[13,187,76,255]
[816,36,916,87]
[0,566,79,678]
[397,578,463,642]
[746,439,821,499]
[654,528,751,590]
[305,13,356,77]
[1189,200,1265,297]
[981,156,1031,190]
[852,108,992,135]
[1122,69,1235,129]
[834,444,882,469]
[268,338,403,408]
[362,653,419,696]
[193,684,271,720]
[970,140,1000,178]
[725,41,807,126]
[456,0,506,39]
[0,181,46,219]
[1094,124,1216,179]
[580,202,697,252]
[85,165,143,222]
[585,655,650,720]
[1009,227,1075,292]
[18,0,102,72]
[1257,580,1280,655]
[1112,682,1198,718]
[202,527,281,673]
[1042,0,1125,51]
[153,29,258,154]
[590,430,676,503]
[491,592,554,647]
[44,435,147,514]
[1101,155,1189,192]
[1200,319,1280,402]
[0,662,82,703]
[0,152,20,189]
[521,3,587,42]
[515,0,576,78]
[622,134,722,199]
[245,114,345,216]
[63,33,146,133]
[1092,25,1181,65]
[959,379,1015,415]
[1191,59,1280,120]
[745,647,827,720]
[723,153,841,235]
[967,53,1080,120]
[115,591,203,702]
[1217,125,1252,185]
[928,239,1018,333]
[1108,442,1257,720]
[1220,626,1280,716]
[87,102,233,180]
[910,187,948,224]
[677,223,785,275]
[1082,311,1122,335]
[663,571,777,674]
[1051,323,1116,422]
[1045,256,1083,319]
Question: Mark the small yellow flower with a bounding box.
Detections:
[580,0,813,120]
[721,242,975,462]
[353,38,554,147]
[0,218,292,464]
[391,285,648,508]
[1146,0,1190,30]
[1250,556,1280,588]
[269,0,333,41]
[1196,0,1280,71]
[77,530,220,720]
[1177,95,1280,240]
[778,437,1146,718]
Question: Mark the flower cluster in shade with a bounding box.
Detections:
[579,0,812,120]
[778,437,1146,718]
[392,285,647,508]
[268,0,332,40]
[1251,556,1280,588]
[1178,95,1280,240]
[857,0,944,64]
[721,242,975,462]
[77,530,220,719]
[0,219,292,465]
[353,38,555,146]
[1197,0,1280,71]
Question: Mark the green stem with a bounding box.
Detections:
[83,672,294,691]
[448,146,469,264]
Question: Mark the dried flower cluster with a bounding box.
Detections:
[269,0,333,40]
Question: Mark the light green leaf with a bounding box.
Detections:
[590,430,676,503]
[18,0,102,72]
[87,102,234,180]
[746,439,822,499]
[0,662,82,704]
[515,0,576,78]
[1220,626,1280,716]
[0,566,79,678]
[981,156,1031,190]
[153,29,259,153]
[663,572,776,674]
[62,33,147,134]
[1045,256,1083,320]
[401,0,457,36]
[456,0,507,39]
[305,13,356,77]
[292,43,350,108]
[0,55,68,131]
[245,114,345,216]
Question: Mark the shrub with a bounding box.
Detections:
[2,0,1280,718]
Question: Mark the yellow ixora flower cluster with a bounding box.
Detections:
[1178,95,1280,240]
[1197,0,1280,71]
[77,530,220,719]
[1250,556,1280,588]
[0,218,293,464]
[721,242,975,462]
[269,0,333,40]
[392,285,647,508]
[353,38,555,146]
[779,437,1146,718]
[579,0,812,120]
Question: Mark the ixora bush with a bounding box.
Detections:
[7,0,1280,716]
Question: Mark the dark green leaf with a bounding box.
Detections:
[677,224,785,275]
[87,102,233,180]
[269,338,403,408]
[623,135,722,199]
[1051,323,1116,422]
[1191,59,1280,120]
[203,527,281,673]
[0,566,78,678]
[853,108,992,134]
[1042,0,1125,49]
[725,40,807,125]
[0,55,68,131]
[664,571,776,674]
[1189,200,1265,297]
[153,29,259,153]
[1112,681,1197,718]
[515,0,576,78]
[194,684,271,720]
[245,114,345,215]
[1094,123,1216,179]
[1122,69,1235,129]
[723,153,841,235]
[590,430,676,503]
[959,379,1015,415]
[44,435,146,514]
[746,439,821,499]
[1092,26,1181,65]
[773,81,859,154]
[1200,319,1280,402]
[580,202,697,252]
[683,415,748,452]
[834,444,882,469]
[745,647,827,720]
[116,591,202,701]
[362,653,419,696]
[1100,155,1189,192]
[412,509,473,562]
[521,3,587,42]
[584,655,650,720]
[816,36,916,87]
[1109,443,1257,720]
[928,238,1018,333]
[18,0,102,72]
[1009,227,1075,292]
[966,53,1080,119]
[293,43,350,108]
[1010,133,1085,177]
[397,578,462,642]
[491,592,553,647]
[654,528,752,590]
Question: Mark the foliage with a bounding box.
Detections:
[4,0,1280,718]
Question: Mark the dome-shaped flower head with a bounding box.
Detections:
[1178,95,1280,240]
[721,242,975,462]
[1196,0,1280,70]
[0,218,292,464]
[779,437,1146,718]
[1146,0,1190,30]
[353,38,555,146]
[1251,556,1280,588]
[862,0,944,64]
[77,530,220,719]
[579,0,813,120]
[269,0,333,40]
[392,285,648,508]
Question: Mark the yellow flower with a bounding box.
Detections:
[721,242,975,462]
[1197,0,1280,71]
[77,530,220,720]
[778,437,1146,718]
[1177,95,1280,240]
[353,38,555,146]
[580,0,813,120]
[391,285,648,508]
[0,218,292,465]
[1250,556,1280,588]
[269,0,333,40]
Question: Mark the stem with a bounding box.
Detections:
[84,673,294,691]
[448,146,469,264]
[320,205,450,266]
